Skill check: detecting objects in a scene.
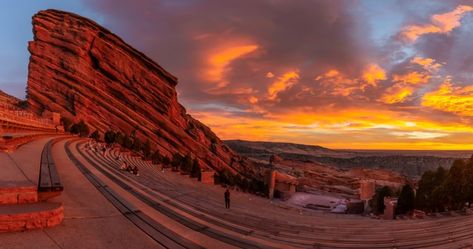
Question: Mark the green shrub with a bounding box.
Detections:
[89,130,100,141]
[191,159,201,178]
[61,117,73,132]
[104,130,117,144]
[70,120,89,137]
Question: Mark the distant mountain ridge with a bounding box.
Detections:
[224,140,472,177]
[224,139,353,158]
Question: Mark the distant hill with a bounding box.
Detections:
[224,140,472,177]
[224,140,356,159]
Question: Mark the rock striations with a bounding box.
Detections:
[27,9,253,175]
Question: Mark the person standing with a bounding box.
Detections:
[224,189,230,209]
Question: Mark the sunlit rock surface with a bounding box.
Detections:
[27,9,254,174]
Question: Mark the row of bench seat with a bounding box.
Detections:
[75,140,473,248]
[38,139,63,200]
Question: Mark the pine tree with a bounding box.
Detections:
[191,159,200,178]
[132,138,142,152]
[396,184,415,214]
[142,140,152,159]
[374,186,393,214]
[104,130,116,144]
[89,130,100,141]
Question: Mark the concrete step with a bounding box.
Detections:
[0,202,63,233]
[0,185,37,205]
[0,150,38,205]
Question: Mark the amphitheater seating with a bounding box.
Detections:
[0,107,57,133]
[59,140,473,248]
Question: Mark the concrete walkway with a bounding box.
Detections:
[0,152,32,188]
[0,138,160,249]
[6,136,54,185]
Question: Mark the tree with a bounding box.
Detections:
[61,117,73,132]
[373,186,393,214]
[70,120,89,137]
[443,160,467,210]
[416,166,448,212]
[171,153,182,171]
[415,170,435,211]
[162,155,171,167]
[104,130,117,144]
[396,184,415,214]
[122,134,133,149]
[464,158,473,207]
[16,100,28,109]
[132,138,142,152]
[151,151,162,164]
[191,159,201,178]
[142,140,152,159]
[241,178,250,192]
[180,153,193,173]
[89,130,100,141]
[115,132,124,145]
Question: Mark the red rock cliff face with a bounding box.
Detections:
[27,9,254,175]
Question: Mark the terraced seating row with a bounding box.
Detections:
[64,140,201,249]
[74,140,473,248]
[75,142,273,249]
[0,109,57,132]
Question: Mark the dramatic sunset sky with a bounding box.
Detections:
[2,0,473,150]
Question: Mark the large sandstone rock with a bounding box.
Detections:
[27,9,253,175]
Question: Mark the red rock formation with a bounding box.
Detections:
[0,90,20,107]
[27,9,254,175]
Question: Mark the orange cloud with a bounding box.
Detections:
[313,65,385,97]
[392,71,431,85]
[380,69,432,104]
[411,57,442,72]
[206,44,259,87]
[267,71,299,100]
[248,96,259,104]
[422,82,473,116]
[362,63,386,87]
[380,86,415,104]
[401,5,473,42]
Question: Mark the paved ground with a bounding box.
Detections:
[0,138,160,249]
[7,136,52,185]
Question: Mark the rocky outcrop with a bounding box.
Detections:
[271,158,407,196]
[0,90,20,107]
[27,9,254,175]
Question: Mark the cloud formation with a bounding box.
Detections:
[422,81,473,117]
[80,0,473,149]
[400,4,473,42]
